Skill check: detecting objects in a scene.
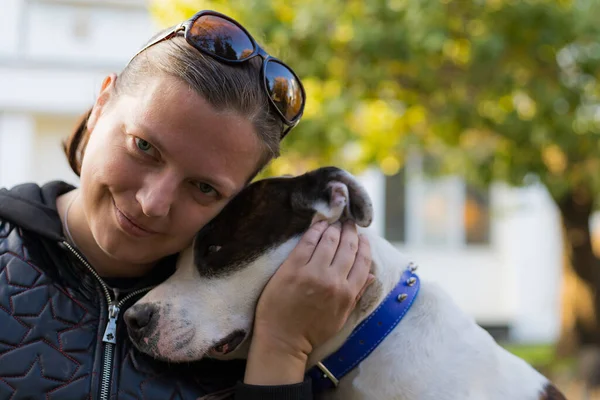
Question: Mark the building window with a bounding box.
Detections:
[418,178,456,246]
[464,184,491,245]
[384,157,491,246]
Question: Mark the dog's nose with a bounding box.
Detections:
[124,303,157,340]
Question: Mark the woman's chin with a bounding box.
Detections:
[97,234,168,266]
[89,220,184,273]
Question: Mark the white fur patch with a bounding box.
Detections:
[133,236,301,361]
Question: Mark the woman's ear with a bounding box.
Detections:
[87,73,117,132]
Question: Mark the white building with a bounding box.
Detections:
[0,0,562,344]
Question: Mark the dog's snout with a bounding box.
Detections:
[124,303,157,340]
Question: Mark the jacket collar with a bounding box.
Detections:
[0,181,75,241]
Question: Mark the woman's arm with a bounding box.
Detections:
[240,220,373,392]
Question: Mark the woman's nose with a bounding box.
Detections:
[136,173,178,218]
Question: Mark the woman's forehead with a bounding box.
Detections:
[119,76,263,195]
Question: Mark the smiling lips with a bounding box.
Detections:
[113,200,159,238]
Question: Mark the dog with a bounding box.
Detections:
[124,166,566,400]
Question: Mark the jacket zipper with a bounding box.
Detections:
[62,241,154,400]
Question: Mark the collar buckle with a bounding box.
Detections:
[316,362,339,387]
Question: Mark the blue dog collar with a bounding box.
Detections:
[306,264,420,392]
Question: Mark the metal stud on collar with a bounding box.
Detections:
[397,293,408,302]
[406,277,417,287]
[407,262,418,272]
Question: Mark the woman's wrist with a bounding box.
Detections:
[244,330,310,386]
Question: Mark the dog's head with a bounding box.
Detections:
[124,167,373,362]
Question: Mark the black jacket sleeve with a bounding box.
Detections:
[234,378,313,400]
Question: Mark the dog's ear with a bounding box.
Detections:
[293,167,373,227]
[327,169,373,227]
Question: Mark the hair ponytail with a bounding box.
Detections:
[63,108,93,177]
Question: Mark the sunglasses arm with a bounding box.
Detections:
[125,23,186,66]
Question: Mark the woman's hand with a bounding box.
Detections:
[244,220,374,385]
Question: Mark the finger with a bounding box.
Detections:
[307,222,342,269]
[330,221,359,277]
[347,234,372,294]
[287,221,329,266]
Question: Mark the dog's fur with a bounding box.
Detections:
[124,167,565,400]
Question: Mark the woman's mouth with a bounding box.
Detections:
[113,200,158,238]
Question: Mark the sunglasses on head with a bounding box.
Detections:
[129,10,306,139]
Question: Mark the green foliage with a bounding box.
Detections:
[502,343,556,367]
[502,343,575,378]
[151,0,600,201]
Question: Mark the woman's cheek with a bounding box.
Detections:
[172,203,215,242]
[103,148,146,189]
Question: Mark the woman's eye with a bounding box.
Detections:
[190,181,220,203]
[135,138,153,153]
[197,182,217,195]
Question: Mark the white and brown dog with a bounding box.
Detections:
[124,167,565,400]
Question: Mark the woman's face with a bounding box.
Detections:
[80,74,263,265]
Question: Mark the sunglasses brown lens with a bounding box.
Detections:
[265,60,304,122]
[188,15,254,61]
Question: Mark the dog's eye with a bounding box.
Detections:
[207,245,222,253]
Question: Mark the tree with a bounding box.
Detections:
[150,0,600,354]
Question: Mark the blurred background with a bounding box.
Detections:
[1,0,600,397]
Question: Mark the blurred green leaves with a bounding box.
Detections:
[151,0,600,201]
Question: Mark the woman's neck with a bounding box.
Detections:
[56,189,156,278]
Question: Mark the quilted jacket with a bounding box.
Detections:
[0,181,312,400]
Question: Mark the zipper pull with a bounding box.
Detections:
[103,303,120,344]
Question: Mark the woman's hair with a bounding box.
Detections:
[64,27,283,178]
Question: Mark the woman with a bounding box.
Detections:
[0,10,372,399]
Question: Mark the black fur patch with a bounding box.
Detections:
[192,167,364,278]
[539,382,566,400]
